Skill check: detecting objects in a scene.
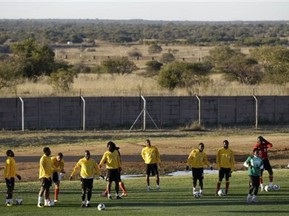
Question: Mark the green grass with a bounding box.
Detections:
[1,170,289,216]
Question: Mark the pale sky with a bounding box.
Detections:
[0,0,289,21]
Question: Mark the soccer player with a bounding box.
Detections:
[4,149,21,206]
[51,152,65,203]
[37,147,54,207]
[69,150,100,207]
[100,144,128,198]
[99,141,122,199]
[186,143,211,196]
[215,140,235,196]
[141,139,161,191]
[244,148,264,203]
[253,136,274,191]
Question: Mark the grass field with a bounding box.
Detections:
[0,169,288,216]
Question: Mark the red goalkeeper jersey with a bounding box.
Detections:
[254,141,272,159]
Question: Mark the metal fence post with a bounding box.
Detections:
[19,97,24,131]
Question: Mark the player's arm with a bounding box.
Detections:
[98,153,107,168]
[70,161,81,179]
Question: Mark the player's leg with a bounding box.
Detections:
[225,170,230,195]
[119,181,128,196]
[154,164,160,190]
[86,179,93,207]
[54,181,60,202]
[80,178,86,207]
[5,178,14,206]
[146,164,151,191]
[216,168,224,195]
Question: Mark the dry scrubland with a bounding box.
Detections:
[0,129,288,181]
[1,42,289,97]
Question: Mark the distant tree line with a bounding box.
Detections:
[0,19,288,46]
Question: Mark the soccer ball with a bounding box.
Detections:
[273,184,280,191]
[193,191,201,198]
[48,200,55,206]
[15,198,23,205]
[97,203,106,211]
[264,185,272,192]
[217,189,225,196]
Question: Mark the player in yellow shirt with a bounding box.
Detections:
[4,150,21,206]
[141,139,161,191]
[51,152,65,203]
[100,144,128,198]
[99,141,122,199]
[37,147,54,207]
[215,140,235,196]
[70,150,100,207]
[186,143,211,196]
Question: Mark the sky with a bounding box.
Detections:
[0,0,289,21]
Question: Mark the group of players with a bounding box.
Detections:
[185,136,274,203]
[3,136,273,207]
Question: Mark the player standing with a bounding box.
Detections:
[99,141,122,199]
[4,150,21,206]
[253,136,273,190]
[215,140,235,196]
[51,152,65,203]
[37,147,54,207]
[141,139,161,191]
[186,143,211,196]
[70,150,100,207]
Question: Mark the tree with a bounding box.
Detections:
[101,57,138,75]
[0,60,23,90]
[207,46,262,85]
[144,60,163,77]
[148,44,162,54]
[158,61,211,90]
[252,46,289,84]
[48,68,77,91]
[127,48,142,60]
[11,38,56,79]
[160,53,175,64]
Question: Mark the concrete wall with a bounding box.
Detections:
[0,96,288,130]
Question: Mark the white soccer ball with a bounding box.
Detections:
[193,191,201,198]
[97,203,106,211]
[48,200,55,206]
[264,185,272,192]
[15,198,23,205]
[217,189,225,196]
[273,184,280,191]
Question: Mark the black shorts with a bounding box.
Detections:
[40,177,52,189]
[218,167,231,181]
[146,163,159,176]
[81,178,94,190]
[262,158,272,171]
[5,177,15,190]
[52,171,59,183]
[192,168,204,180]
[107,169,120,183]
